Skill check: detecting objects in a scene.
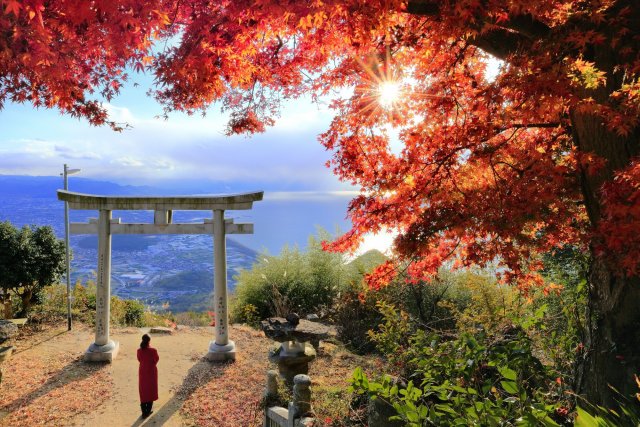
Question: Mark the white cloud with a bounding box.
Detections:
[104,104,135,123]
[112,157,144,167]
[0,96,345,190]
[55,145,101,160]
[266,191,358,201]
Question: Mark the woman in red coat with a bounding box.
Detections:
[137,334,159,418]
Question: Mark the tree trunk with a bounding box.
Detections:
[2,290,12,319]
[570,106,640,406]
[579,256,640,407]
[17,288,33,318]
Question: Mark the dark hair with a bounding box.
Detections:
[140,334,151,349]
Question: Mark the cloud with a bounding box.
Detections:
[112,157,144,167]
[103,103,135,123]
[0,96,347,190]
[55,145,101,160]
[266,191,359,201]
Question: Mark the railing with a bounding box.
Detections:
[264,370,317,427]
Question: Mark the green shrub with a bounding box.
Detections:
[537,245,589,392]
[575,390,640,427]
[329,286,383,354]
[331,267,489,355]
[351,318,568,426]
[232,230,347,321]
[172,311,211,326]
[110,296,145,326]
[123,299,145,326]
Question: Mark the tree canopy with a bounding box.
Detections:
[0,221,66,316]
[2,0,639,406]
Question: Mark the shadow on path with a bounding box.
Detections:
[1,355,108,412]
[12,330,66,355]
[131,358,233,427]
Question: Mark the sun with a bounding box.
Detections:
[378,81,401,108]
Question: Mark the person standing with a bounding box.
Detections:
[137,334,159,418]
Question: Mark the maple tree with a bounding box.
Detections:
[2,0,639,407]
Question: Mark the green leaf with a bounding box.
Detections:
[435,404,458,415]
[498,367,517,381]
[500,381,519,394]
[574,406,615,427]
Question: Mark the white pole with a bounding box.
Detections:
[213,209,228,345]
[85,208,118,362]
[95,209,112,346]
[63,164,72,331]
[207,209,235,361]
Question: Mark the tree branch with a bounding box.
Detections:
[405,1,551,60]
[500,14,550,39]
[468,30,527,61]
[405,1,439,16]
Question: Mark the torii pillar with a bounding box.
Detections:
[57,190,263,363]
[207,209,234,360]
[86,209,118,361]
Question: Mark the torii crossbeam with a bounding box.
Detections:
[57,190,264,362]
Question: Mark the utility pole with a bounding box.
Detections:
[62,164,80,331]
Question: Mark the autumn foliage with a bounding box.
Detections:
[0,0,171,129]
[3,0,638,280]
[2,0,640,404]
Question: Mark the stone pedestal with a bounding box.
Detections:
[261,317,335,386]
[85,340,120,362]
[206,339,236,362]
[291,374,313,418]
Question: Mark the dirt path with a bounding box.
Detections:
[1,323,231,427]
[2,321,381,427]
[71,326,215,427]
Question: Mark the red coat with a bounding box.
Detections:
[137,347,159,402]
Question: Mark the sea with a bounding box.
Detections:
[0,175,353,311]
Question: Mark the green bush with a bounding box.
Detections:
[110,296,146,327]
[171,311,212,326]
[537,245,589,392]
[123,299,145,326]
[331,267,491,355]
[330,286,383,354]
[326,249,386,353]
[27,282,162,328]
[232,230,348,322]
[351,307,568,426]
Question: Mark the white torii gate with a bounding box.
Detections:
[57,190,263,362]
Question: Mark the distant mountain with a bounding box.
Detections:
[0,175,160,198]
[348,249,388,271]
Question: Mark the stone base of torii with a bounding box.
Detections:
[57,190,263,362]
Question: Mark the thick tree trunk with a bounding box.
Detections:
[579,256,640,406]
[571,107,640,406]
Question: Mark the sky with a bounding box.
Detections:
[0,71,400,254]
[0,70,348,191]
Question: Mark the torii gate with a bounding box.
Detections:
[57,190,263,362]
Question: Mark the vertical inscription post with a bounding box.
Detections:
[96,209,111,345]
[85,209,119,362]
[207,209,236,361]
